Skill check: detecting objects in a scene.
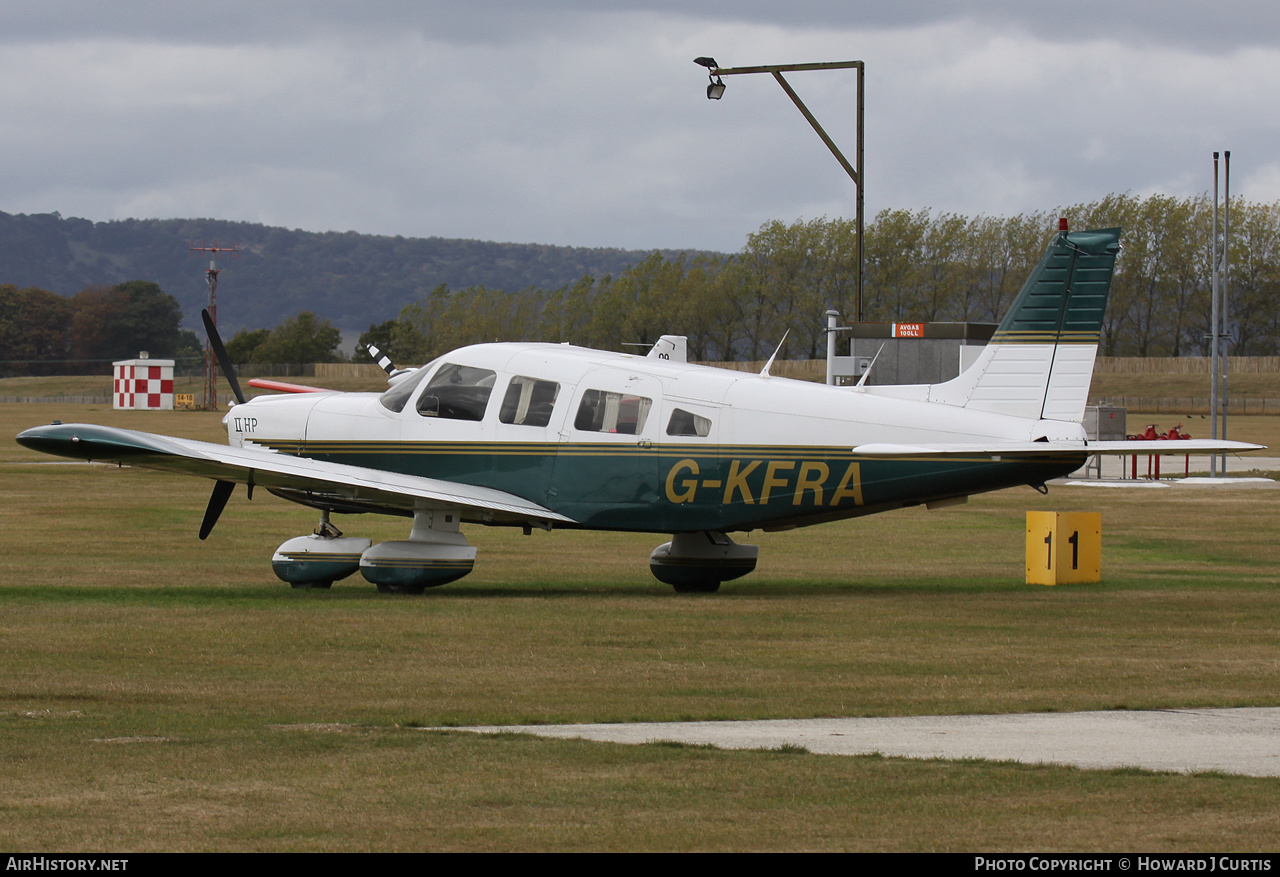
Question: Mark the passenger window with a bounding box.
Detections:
[416,363,496,420]
[667,408,712,437]
[575,389,652,435]
[499,376,560,427]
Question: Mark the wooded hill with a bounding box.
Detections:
[6,192,1280,363]
[0,211,692,333]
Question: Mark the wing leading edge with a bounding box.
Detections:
[15,423,575,525]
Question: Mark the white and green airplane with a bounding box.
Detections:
[17,225,1262,592]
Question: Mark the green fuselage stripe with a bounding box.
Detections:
[254,440,1082,533]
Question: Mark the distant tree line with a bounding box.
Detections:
[0,274,360,375]
[358,193,1280,363]
[0,280,201,376]
[223,312,345,365]
[6,194,1278,376]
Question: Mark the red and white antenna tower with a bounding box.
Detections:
[190,241,240,410]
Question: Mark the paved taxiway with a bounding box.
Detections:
[456,708,1280,777]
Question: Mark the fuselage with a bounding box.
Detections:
[225,343,1089,533]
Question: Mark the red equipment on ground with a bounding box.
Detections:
[1126,423,1192,479]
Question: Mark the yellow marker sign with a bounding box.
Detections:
[1025,511,1101,585]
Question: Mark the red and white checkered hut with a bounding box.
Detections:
[112,355,175,410]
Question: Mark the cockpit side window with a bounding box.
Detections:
[574,389,652,435]
[498,376,560,427]
[667,408,712,437]
[416,363,497,420]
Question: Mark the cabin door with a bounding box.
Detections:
[547,368,663,526]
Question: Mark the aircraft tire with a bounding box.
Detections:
[290,580,333,590]
[375,582,428,595]
[670,580,721,594]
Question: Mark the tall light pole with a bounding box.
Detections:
[694,58,866,321]
[1209,151,1233,476]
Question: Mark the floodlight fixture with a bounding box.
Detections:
[689,56,867,320]
[694,58,726,99]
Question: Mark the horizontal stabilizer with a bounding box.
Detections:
[16,423,574,526]
[852,440,1265,458]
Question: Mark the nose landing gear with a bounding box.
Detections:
[271,511,371,589]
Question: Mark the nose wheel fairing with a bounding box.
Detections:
[271,533,373,588]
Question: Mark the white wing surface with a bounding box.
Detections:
[16,423,574,525]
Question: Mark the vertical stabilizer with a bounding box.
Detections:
[928,226,1121,422]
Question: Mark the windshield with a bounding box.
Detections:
[416,363,497,421]
[377,359,436,413]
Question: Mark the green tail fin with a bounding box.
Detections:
[994,227,1122,345]
[926,226,1122,422]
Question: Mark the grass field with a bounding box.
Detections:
[2,403,1278,851]
[1089,370,1280,403]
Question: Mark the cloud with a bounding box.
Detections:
[1,2,1278,252]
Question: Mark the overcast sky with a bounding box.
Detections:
[2,1,1277,253]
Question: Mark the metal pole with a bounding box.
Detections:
[856,62,864,322]
[1210,152,1219,477]
[205,260,219,410]
[700,60,865,321]
[825,310,838,385]
[190,242,239,411]
[1222,150,1231,474]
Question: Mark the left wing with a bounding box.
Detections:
[16,423,575,525]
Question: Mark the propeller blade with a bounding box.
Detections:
[199,480,235,540]
[201,309,246,405]
[368,343,397,376]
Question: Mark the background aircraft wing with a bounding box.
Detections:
[16,423,575,525]
[851,440,1265,458]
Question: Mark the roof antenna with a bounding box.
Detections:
[759,330,789,378]
[854,342,886,389]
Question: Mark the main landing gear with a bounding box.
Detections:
[274,518,756,595]
[649,531,758,593]
[359,509,476,594]
[272,509,476,594]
